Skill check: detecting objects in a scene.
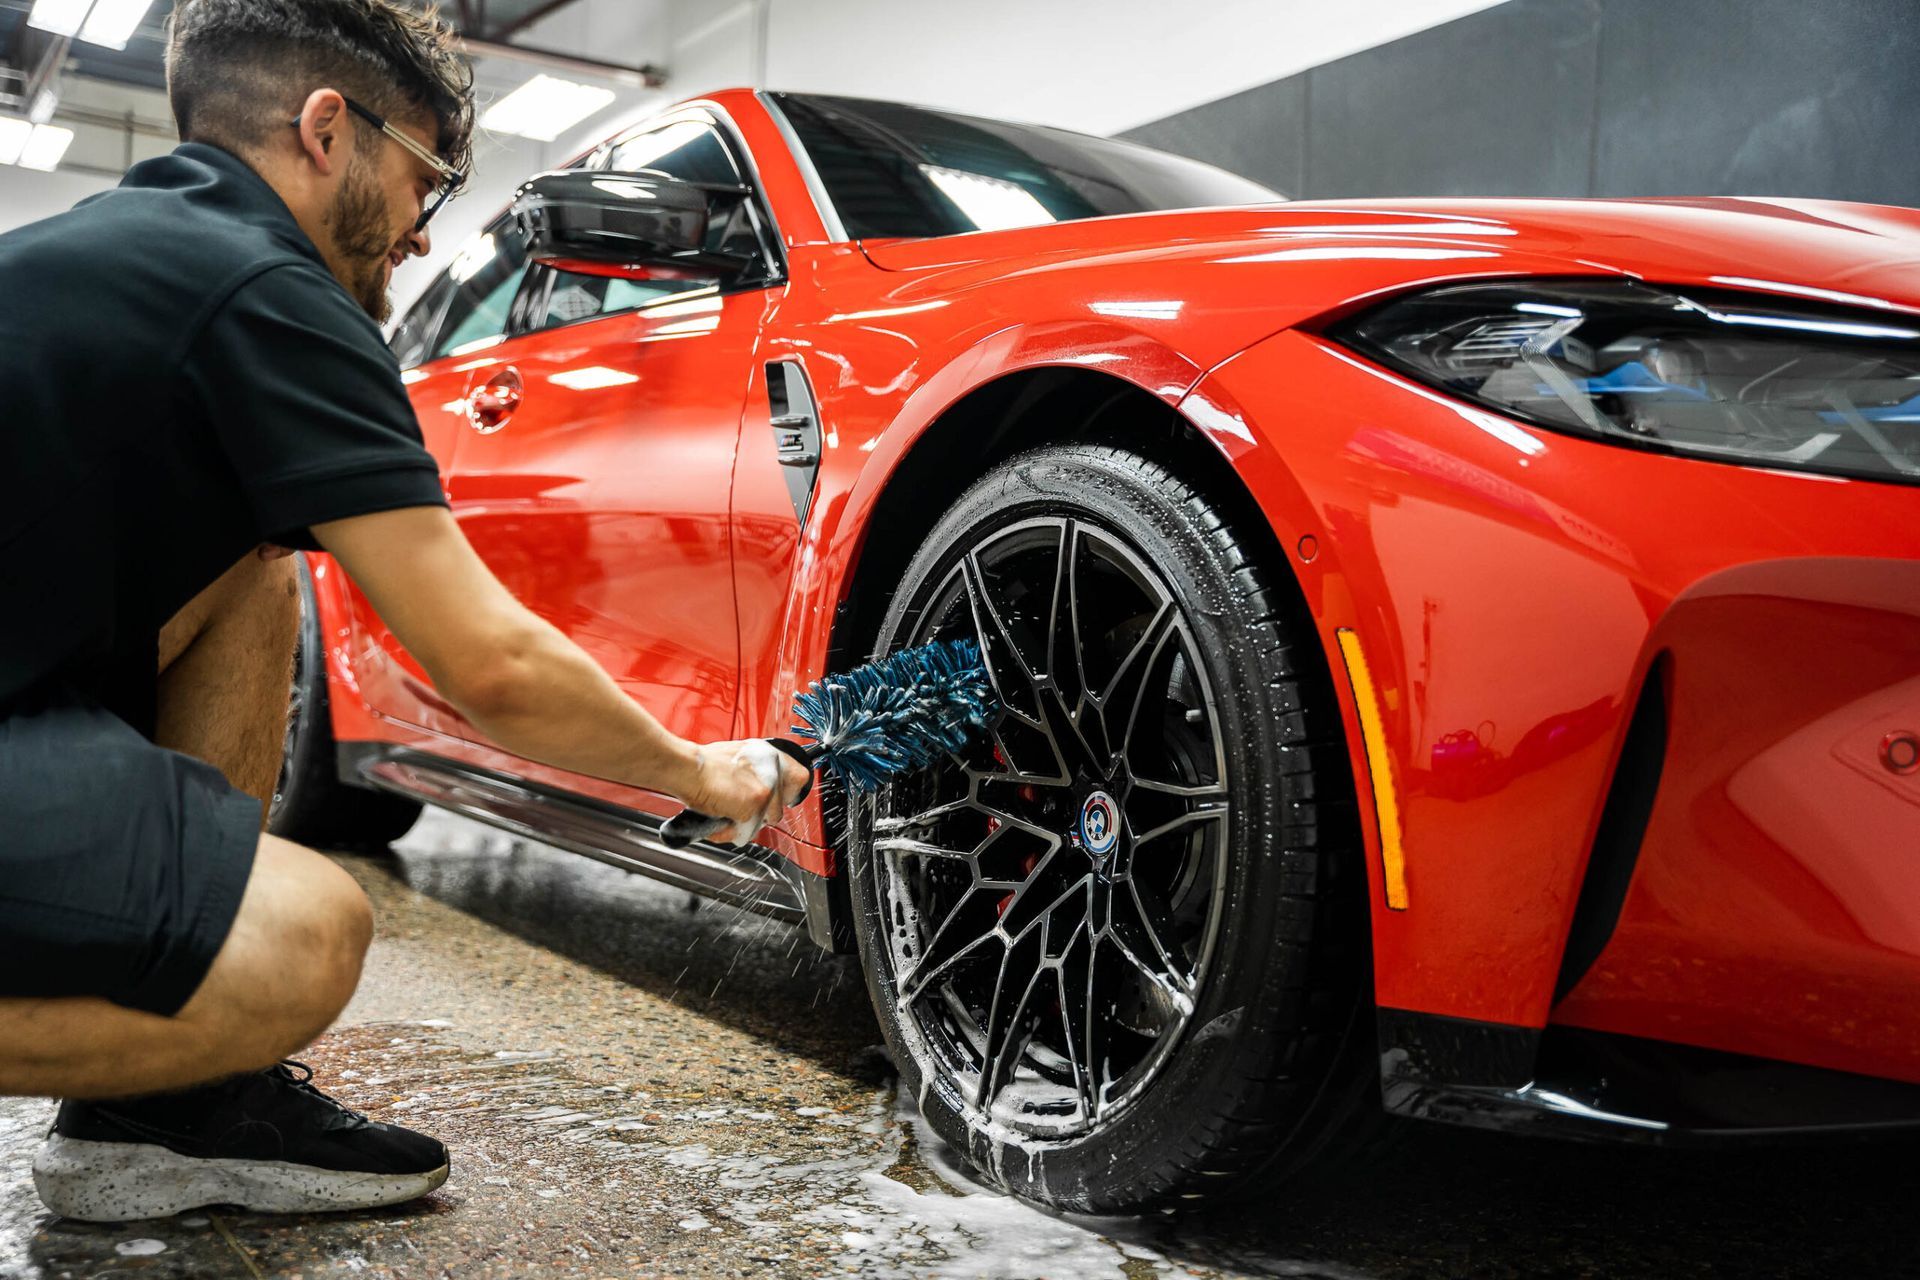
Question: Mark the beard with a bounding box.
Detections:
[327,156,398,324]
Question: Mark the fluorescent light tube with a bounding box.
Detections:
[77,0,153,49]
[0,118,34,165]
[28,88,58,125]
[480,74,615,142]
[19,124,75,172]
[26,0,92,38]
[920,165,1056,232]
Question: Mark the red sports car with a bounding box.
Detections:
[271,89,1920,1213]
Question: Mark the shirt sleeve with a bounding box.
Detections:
[182,261,448,549]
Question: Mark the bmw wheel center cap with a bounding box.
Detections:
[1077,790,1120,859]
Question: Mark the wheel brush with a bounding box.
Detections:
[660,638,994,848]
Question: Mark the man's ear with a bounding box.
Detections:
[293,88,350,177]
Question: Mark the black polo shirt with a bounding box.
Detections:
[0,142,447,735]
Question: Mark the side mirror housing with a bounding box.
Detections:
[511,170,738,280]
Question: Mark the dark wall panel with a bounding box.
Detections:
[1123,76,1310,196]
[1121,0,1920,207]
[1308,0,1599,197]
[1592,0,1920,202]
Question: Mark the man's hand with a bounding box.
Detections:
[689,740,812,845]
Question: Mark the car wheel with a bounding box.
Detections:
[268,558,422,851]
[851,443,1382,1213]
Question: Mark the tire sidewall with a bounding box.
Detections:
[268,558,420,848]
[267,557,336,837]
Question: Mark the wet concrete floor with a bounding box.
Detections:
[2,810,1917,1279]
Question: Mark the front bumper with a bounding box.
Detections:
[1183,327,1920,1089]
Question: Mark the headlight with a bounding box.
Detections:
[1331,279,1920,486]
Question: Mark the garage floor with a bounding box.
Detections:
[0,812,1914,1280]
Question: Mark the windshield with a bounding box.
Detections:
[769,92,1283,241]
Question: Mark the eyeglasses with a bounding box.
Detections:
[288,96,466,233]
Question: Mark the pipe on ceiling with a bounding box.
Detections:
[457,35,665,89]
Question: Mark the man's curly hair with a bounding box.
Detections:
[166,0,474,173]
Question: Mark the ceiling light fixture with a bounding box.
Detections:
[24,0,91,37]
[77,0,155,49]
[28,88,58,125]
[17,123,75,171]
[0,117,33,165]
[26,0,155,49]
[480,74,616,142]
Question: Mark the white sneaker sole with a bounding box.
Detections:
[32,1134,449,1222]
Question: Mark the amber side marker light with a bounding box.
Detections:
[1335,628,1409,911]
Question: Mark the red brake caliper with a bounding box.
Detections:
[994,739,1044,917]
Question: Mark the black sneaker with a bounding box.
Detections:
[32,1061,449,1221]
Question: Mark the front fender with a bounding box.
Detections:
[753,319,1207,856]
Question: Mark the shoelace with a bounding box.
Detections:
[271,1059,370,1130]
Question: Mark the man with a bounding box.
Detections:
[0,0,806,1222]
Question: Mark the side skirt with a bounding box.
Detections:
[1379,1009,1920,1144]
[336,741,842,943]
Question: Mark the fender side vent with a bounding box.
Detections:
[1554,657,1669,1002]
[766,360,822,526]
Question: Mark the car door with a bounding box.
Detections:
[340,215,536,738]
[443,113,783,745]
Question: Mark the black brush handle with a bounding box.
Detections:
[660,738,818,849]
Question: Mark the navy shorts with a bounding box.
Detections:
[0,687,259,1016]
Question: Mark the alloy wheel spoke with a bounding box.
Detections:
[962,553,1046,728]
[1108,879,1196,1012]
[1036,520,1118,774]
[968,806,1066,848]
[1044,520,1094,711]
[976,721,1068,785]
[997,851,1086,944]
[1105,608,1178,771]
[976,931,1047,1109]
[1128,804,1228,850]
[1128,776,1228,801]
[886,808,1046,875]
[871,834,976,862]
[1055,921,1102,1122]
[872,798,975,833]
[1096,600,1173,713]
[898,893,997,1006]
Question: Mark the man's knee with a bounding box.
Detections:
[180,836,373,1069]
[267,848,371,1048]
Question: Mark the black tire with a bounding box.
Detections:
[268,558,422,851]
[849,443,1383,1214]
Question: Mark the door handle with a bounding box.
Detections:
[467,366,523,434]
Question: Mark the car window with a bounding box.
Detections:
[606,120,741,186]
[770,92,1282,240]
[534,273,715,329]
[388,273,454,370]
[429,218,532,360]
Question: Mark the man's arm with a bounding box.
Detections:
[312,505,802,835]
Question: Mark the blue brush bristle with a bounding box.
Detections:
[791,639,994,792]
